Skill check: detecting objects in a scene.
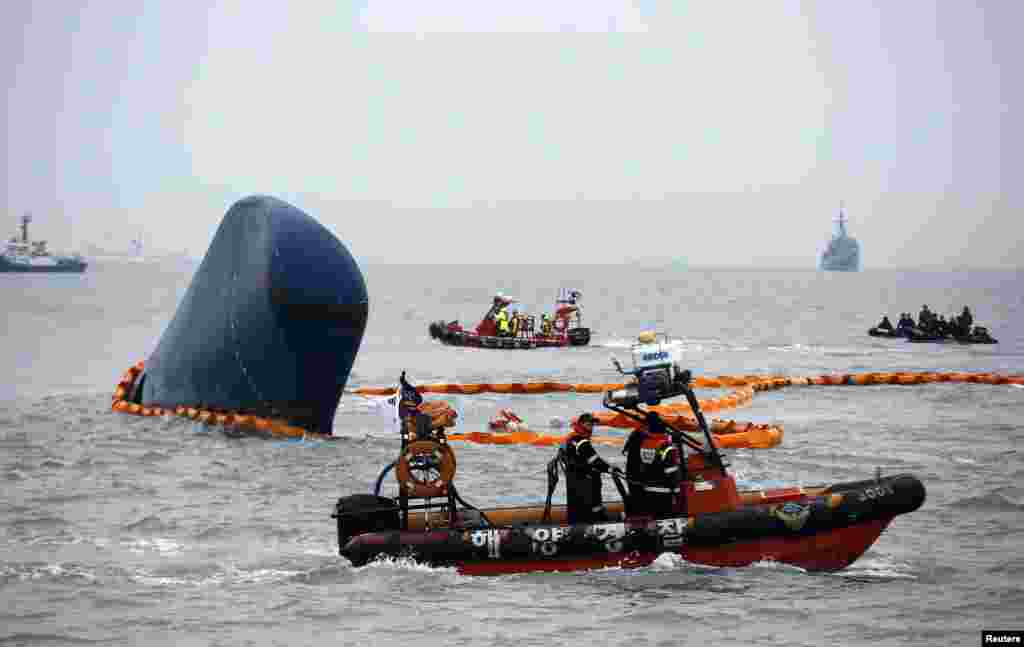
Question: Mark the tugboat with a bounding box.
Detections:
[820,202,860,272]
[429,289,590,349]
[1,213,87,273]
[332,344,925,576]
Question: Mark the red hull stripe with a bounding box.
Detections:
[454,518,892,576]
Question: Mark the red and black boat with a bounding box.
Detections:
[428,290,590,349]
[332,365,925,576]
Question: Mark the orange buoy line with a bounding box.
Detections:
[112,364,1024,440]
[349,371,1024,398]
[447,418,783,450]
[110,361,313,439]
[348,371,1024,449]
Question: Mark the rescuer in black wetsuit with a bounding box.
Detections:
[919,305,933,331]
[561,413,620,524]
[877,316,894,331]
[958,306,973,337]
[898,313,914,332]
[623,410,682,518]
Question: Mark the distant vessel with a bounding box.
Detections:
[819,202,860,272]
[0,213,87,273]
[83,230,151,264]
[127,231,147,263]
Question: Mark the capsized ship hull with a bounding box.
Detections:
[129,196,368,434]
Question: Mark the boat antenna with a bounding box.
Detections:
[838,201,847,237]
[21,212,31,244]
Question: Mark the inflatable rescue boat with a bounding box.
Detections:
[332,351,925,576]
[429,290,590,349]
[335,472,924,575]
[867,327,907,339]
[906,326,998,344]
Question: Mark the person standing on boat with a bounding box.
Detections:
[540,313,553,336]
[495,307,511,337]
[562,413,619,524]
[623,410,682,518]
[918,305,932,330]
[958,306,973,336]
[396,371,432,440]
[877,315,893,331]
[898,313,914,332]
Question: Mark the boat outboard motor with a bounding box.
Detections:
[333,494,400,559]
[608,333,688,407]
[606,332,730,476]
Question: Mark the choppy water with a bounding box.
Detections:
[2,261,1023,646]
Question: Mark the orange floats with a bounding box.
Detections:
[113,362,1024,442]
[350,371,1023,399]
[448,420,783,450]
[109,360,322,439]
[350,382,627,397]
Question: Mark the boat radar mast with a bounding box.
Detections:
[20,213,32,244]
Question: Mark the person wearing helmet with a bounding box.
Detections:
[623,410,682,518]
[561,413,620,524]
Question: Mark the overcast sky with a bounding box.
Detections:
[3,1,1020,267]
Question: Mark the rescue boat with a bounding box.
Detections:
[332,365,925,576]
[905,326,998,344]
[867,327,907,339]
[428,290,590,349]
[335,473,924,575]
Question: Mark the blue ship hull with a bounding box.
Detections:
[0,258,87,272]
[132,196,368,434]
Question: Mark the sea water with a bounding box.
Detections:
[2,261,1022,646]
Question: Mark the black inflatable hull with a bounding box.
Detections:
[428,320,590,349]
[868,327,905,338]
[335,474,925,575]
[906,329,998,344]
[132,196,368,434]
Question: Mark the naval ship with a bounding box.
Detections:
[1,213,87,273]
[819,202,860,272]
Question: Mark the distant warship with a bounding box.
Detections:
[1,213,87,273]
[819,202,860,272]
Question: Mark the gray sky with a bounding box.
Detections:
[3,1,1020,267]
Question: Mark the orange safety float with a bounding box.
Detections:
[395,440,457,498]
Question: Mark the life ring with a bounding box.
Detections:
[396,440,457,498]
